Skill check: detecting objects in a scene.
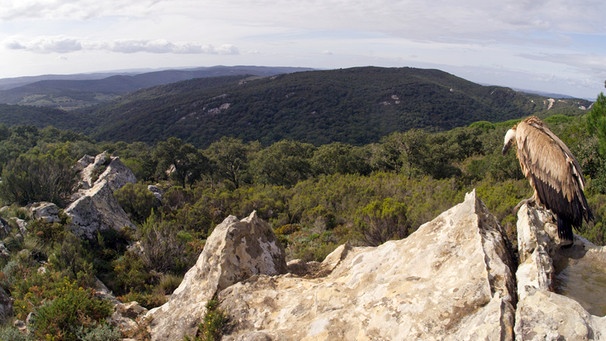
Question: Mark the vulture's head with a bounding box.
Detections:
[502,125,517,155]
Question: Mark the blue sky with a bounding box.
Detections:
[1,0,605,99]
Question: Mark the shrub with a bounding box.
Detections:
[157,273,183,295]
[0,153,76,206]
[118,290,167,310]
[197,298,228,341]
[0,324,30,341]
[76,323,121,341]
[114,183,159,223]
[30,279,113,341]
[354,198,410,246]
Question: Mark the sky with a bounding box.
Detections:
[1,0,605,99]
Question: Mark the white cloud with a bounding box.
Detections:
[4,36,82,53]
[4,36,239,55]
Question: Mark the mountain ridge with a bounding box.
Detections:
[82,66,592,147]
[0,66,593,148]
[0,66,313,109]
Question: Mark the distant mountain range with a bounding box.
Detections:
[0,66,312,110]
[0,66,593,147]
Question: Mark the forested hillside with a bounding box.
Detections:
[81,67,592,147]
[0,67,592,148]
[0,104,89,130]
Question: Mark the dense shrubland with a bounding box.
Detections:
[0,97,605,338]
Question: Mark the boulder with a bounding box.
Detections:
[75,152,136,192]
[147,185,163,201]
[65,152,136,239]
[143,190,606,341]
[28,202,61,223]
[147,211,288,340]
[514,204,606,340]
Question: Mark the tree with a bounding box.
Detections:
[355,198,410,246]
[204,137,258,189]
[311,142,371,176]
[587,92,606,156]
[0,152,76,206]
[250,140,315,187]
[153,137,210,187]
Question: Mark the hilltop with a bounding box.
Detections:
[81,66,591,147]
[0,66,593,147]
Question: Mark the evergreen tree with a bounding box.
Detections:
[587,92,606,156]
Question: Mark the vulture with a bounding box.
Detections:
[502,116,593,244]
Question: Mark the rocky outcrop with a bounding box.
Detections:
[144,190,606,341]
[64,152,136,238]
[515,203,606,340]
[75,151,136,191]
[147,190,517,340]
[147,211,287,340]
[220,190,516,340]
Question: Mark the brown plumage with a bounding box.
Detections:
[502,116,593,243]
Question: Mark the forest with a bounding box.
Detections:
[0,92,604,339]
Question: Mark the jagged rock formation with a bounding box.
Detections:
[515,204,606,340]
[147,211,287,340]
[143,190,606,341]
[64,152,136,238]
[147,191,517,340]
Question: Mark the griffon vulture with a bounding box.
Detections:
[502,116,593,243]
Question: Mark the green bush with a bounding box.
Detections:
[76,323,121,341]
[0,324,30,341]
[114,183,159,223]
[194,298,228,341]
[30,279,113,341]
[0,153,76,206]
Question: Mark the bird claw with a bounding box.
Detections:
[513,198,536,214]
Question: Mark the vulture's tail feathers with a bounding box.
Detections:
[557,216,574,246]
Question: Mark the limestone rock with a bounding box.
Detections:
[29,202,60,223]
[65,152,136,238]
[12,218,27,234]
[217,190,516,340]
[75,152,136,192]
[147,185,163,201]
[514,204,606,340]
[147,211,287,340]
[112,301,149,338]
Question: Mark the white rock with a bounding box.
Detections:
[217,191,516,340]
[147,211,287,340]
[515,204,606,340]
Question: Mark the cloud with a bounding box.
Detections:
[106,40,239,55]
[4,36,82,53]
[5,36,239,55]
